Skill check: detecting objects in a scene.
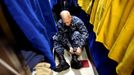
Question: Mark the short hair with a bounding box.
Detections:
[60,10,71,19]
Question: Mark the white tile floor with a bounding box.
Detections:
[53,49,95,75]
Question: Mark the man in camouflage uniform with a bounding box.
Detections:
[53,10,89,72]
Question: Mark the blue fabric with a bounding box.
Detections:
[87,23,117,75]
[3,0,57,69]
[21,50,44,70]
[49,0,57,8]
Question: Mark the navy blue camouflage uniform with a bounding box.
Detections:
[53,16,89,55]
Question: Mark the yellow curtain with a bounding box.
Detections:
[78,0,93,15]
[78,0,134,75]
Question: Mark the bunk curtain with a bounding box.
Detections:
[49,0,57,9]
[3,0,57,69]
[79,0,134,75]
[0,2,47,70]
[78,0,93,15]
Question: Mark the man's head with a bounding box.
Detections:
[60,10,72,26]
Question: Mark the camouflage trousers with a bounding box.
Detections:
[53,31,86,55]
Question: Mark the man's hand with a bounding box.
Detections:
[74,47,82,56]
[69,47,82,56]
[69,47,74,54]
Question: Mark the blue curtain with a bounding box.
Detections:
[3,0,57,69]
[49,0,57,9]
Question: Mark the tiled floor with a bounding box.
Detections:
[53,49,95,75]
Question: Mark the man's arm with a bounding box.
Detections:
[76,17,89,41]
[73,17,89,55]
[56,21,72,47]
[56,21,64,34]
